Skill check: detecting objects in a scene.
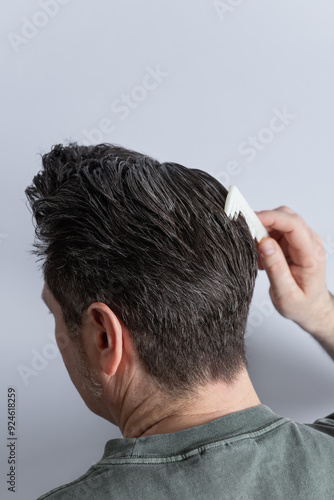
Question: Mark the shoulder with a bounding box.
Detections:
[303,411,334,438]
[266,411,334,455]
[36,465,106,500]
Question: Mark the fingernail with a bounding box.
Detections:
[260,242,275,257]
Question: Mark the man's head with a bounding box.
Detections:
[25,143,258,413]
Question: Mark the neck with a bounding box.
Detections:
[118,368,261,438]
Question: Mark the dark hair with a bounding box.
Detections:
[25,142,258,397]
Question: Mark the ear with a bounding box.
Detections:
[87,303,123,376]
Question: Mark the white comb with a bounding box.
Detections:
[224,185,269,242]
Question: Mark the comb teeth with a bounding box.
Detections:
[224,185,269,242]
[243,216,256,239]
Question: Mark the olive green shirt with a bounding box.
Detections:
[36,404,334,499]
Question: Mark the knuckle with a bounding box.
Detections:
[276,205,294,214]
[314,234,325,247]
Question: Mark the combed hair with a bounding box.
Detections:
[25,143,258,397]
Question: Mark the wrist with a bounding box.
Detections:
[299,291,334,342]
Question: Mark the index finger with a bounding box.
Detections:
[256,208,319,266]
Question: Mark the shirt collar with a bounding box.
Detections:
[100,404,287,462]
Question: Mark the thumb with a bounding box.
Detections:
[258,238,299,305]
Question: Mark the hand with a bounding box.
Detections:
[256,206,334,342]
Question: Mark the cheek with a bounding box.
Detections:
[53,314,71,351]
[55,329,71,352]
[55,333,82,387]
[54,324,73,368]
[55,338,72,375]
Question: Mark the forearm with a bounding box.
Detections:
[299,292,334,361]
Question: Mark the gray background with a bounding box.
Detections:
[1,1,334,499]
